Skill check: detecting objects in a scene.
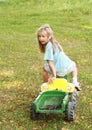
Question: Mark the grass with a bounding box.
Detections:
[0,0,92,130]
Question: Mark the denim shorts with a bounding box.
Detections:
[44,61,76,77]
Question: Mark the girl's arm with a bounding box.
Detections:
[48,60,56,83]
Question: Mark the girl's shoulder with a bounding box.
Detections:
[46,41,52,48]
[47,41,52,45]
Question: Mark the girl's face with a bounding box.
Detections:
[38,30,50,45]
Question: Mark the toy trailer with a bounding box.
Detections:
[30,78,78,121]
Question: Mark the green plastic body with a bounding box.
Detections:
[33,90,69,114]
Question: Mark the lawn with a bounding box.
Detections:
[0,0,92,130]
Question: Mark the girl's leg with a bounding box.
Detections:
[71,66,78,83]
[43,67,48,82]
[71,66,81,91]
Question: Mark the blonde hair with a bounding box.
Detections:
[37,24,62,53]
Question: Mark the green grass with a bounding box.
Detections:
[0,0,92,130]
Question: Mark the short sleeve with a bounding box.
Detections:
[44,42,54,61]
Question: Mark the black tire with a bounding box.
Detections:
[30,103,40,120]
[65,102,74,121]
[69,90,77,109]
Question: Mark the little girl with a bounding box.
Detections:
[37,24,81,91]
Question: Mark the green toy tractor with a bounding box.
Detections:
[30,78,79,121]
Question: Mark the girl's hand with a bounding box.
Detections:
[48,77,56,84]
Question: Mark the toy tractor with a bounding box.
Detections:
[30,78,79,121]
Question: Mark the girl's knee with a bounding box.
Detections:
[43,67,48,75]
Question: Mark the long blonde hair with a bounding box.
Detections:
[37,24,62,53]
